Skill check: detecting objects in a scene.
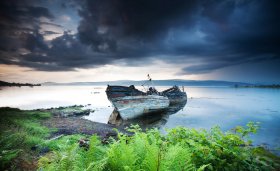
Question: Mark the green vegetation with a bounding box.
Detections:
[1,107,279,170]
[39,124,280,171]
[0,107,52,169]
[48,105,92,117]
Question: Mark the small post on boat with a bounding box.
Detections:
[147,74,152,81]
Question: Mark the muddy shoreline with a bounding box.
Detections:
[38,105,129,139]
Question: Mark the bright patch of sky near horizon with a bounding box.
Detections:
[0,62,203,83]
[2,59,279,84]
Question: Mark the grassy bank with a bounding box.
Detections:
[0,108,279,170]
[0,107,52,170]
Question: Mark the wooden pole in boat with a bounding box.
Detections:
[148,74,155,88]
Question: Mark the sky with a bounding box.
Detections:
[0,0,279,84]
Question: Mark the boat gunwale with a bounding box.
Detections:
[110,95,169,102]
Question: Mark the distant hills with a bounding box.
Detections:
[0,81,41,87]
[42,80,253,87]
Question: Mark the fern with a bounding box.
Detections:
[160,144,195,171]
[140,138,160,171]
[38,123,279,171]
[106,135,137,170]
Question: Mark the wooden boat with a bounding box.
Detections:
[106,85,169,120]
[108,95,187,128]
[161,85,187,104]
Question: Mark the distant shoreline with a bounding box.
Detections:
[234,84,280,89]
[1,79,279,88]
[0,81,41,87]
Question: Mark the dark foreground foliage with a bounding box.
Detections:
[39,124,280,171]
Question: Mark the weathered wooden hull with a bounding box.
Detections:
[162,86,187,104]
[108,98,187,128]
[110,95,169,120]
[106,85,144,99]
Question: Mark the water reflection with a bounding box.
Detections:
[108,99,187,130]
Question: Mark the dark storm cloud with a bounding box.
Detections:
[0,0,52,52]
[41,31,61,35]
[77,0,200,53]
[75,0,280,72]
[181,54,279,74]
[39,21,63,28]
[0,0,58,70]
[0,0,279,73]
[16,32,123,71]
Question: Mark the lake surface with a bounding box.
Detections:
[1,85,279,154]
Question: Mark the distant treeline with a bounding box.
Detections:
[0,81,41,87]
[235,84,280,88]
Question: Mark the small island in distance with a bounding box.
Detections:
[0,81,41,87]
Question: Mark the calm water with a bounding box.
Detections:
[0,86,279,153]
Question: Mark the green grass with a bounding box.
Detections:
[0,107,52,169]
[43,134,85,151]
[38,124,280,171]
